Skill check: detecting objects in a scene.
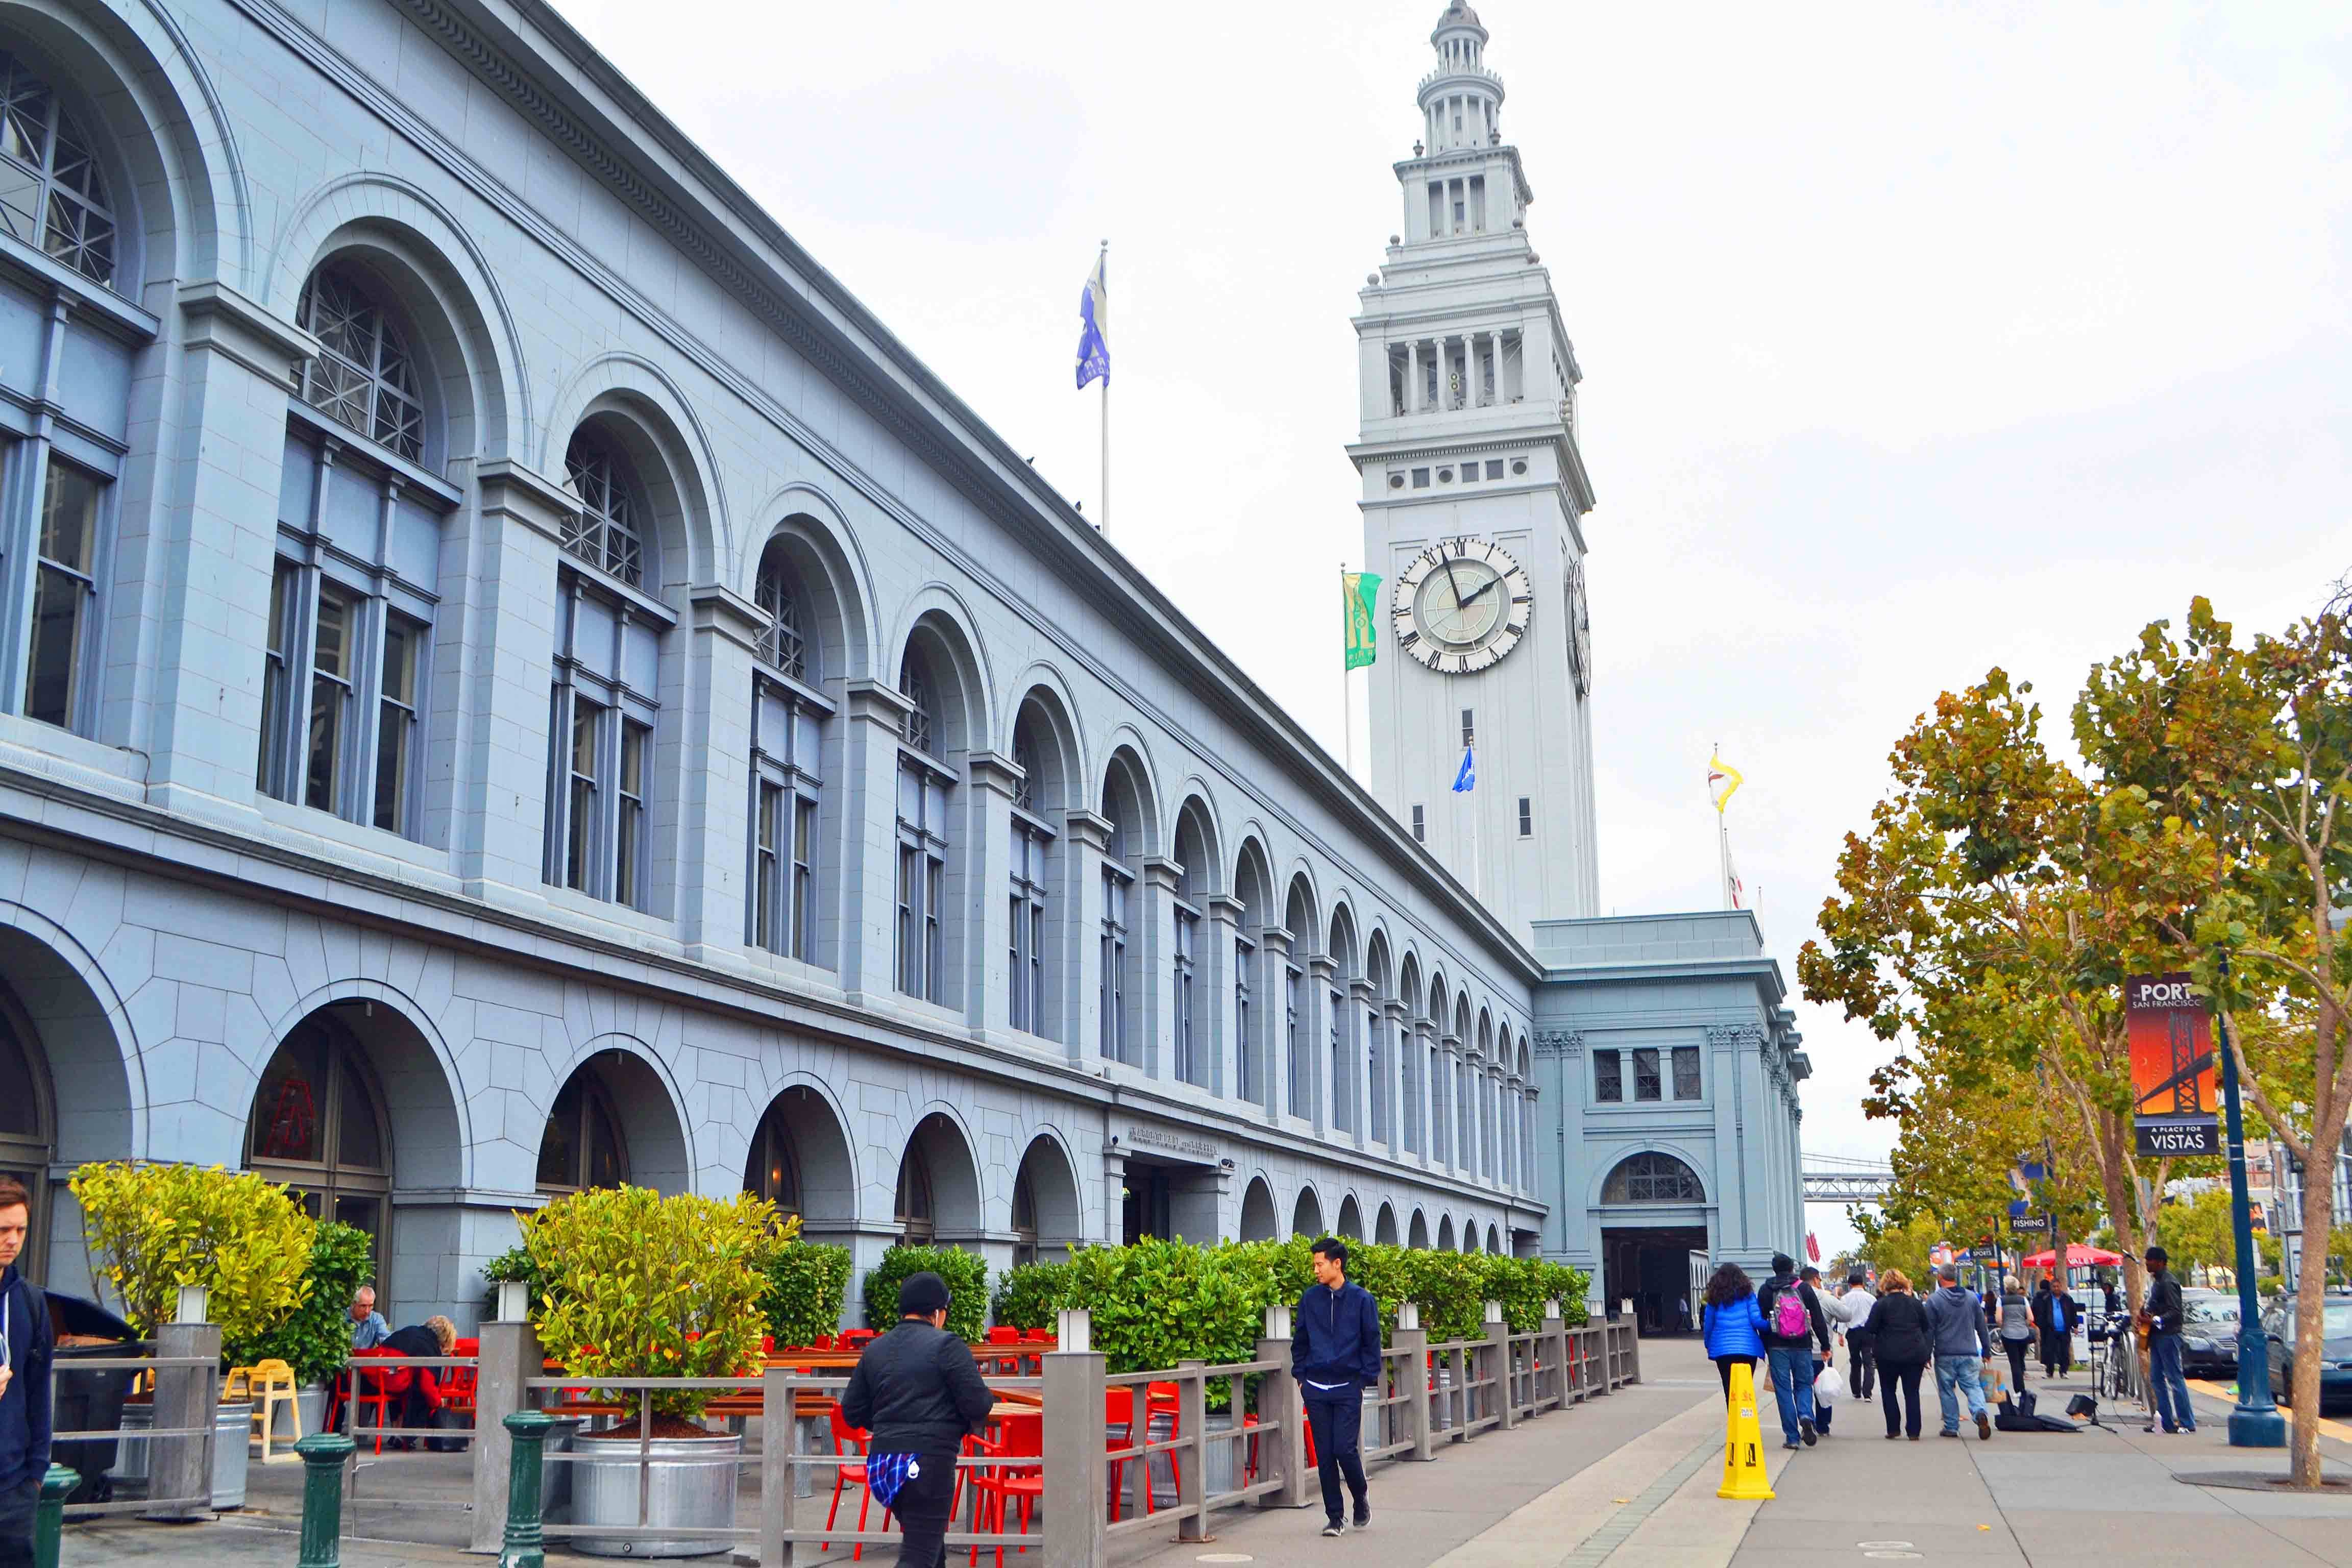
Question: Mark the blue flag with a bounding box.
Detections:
[1075,253,1109,389]
[1452,747,1475,793]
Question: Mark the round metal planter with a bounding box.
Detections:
[111,1401,252,1508]
[569,1430,742,1557]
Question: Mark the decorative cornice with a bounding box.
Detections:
[177,279,313,388]
[1140,855,1184,894]
[1205,893,1245,925]
[688,582,766,651]
[1061,807,1113,853]
[965,749,1023,800]
[843,679,915,729]
[1534,1028,1583,1058]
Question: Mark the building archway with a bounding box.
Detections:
[538,1046,690,1196]
[1408,1209,1429,1250]
[1436,1214,1455,1252]
[742,1083,858,1244]
[1011,1136,1083,1265]
[0,979,56,1284]
[1290,1185,1323,1239]
[1335,1194,1363,1239]
[1462,1219,1480,1254]
[897,1112,982,1246]
[1597,1151,1709,1335]
[1375,1202,1400,1247]
[1487,1223,1501,1255]
[1238,1177,1278,1241]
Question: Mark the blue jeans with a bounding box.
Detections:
[2148,1334,2196,1432]
[1766,1347,1816,1444]
[1933,1354,1987,1433]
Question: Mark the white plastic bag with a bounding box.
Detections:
[1814,1364,1846,1401]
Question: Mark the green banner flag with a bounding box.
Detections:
[1342,571,1382,671]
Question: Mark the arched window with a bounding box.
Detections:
[294,265,424,462]
[0,988,54,1279]
[560,428,644,586]
[1169,811,1208,1087]
[1010,1161,1038,1268]
[748,540,825,962]
[895,1141,935,1244]
[741,1098,802,1218]
[545,425,663,910]
[536,1057,630,1193]
[1099,807,1131,1063]
[895,649,950,1002]
[246,1012,393,1276]
[1008,715,1052,1037]
[0,49,116,288]
[1601,1151,1705,1204]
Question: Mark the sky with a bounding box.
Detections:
[543,0,2352,1259]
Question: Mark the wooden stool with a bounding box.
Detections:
[247,1358,303,1463]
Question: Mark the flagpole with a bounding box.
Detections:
[1098,239,1109,532]
[1714,738,1732,911]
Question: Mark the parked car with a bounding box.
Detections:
[2263,1293,2352,1412]
[2179,1297,2245,1380]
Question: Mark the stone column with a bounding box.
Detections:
[1382,999,1411,1157]
[1256,926,1292,1124]
[675,585,764,957]
[1349,977,1378,1150]
[1140,856,1183,1081]
[1062,807,1113,1068]
[1099,1141,1130,1245]
[1408,340,1424,412]
[1441,1035,1464,1174]
[1206,894,1243,1099]
[964,749,1023,1037]
[1306,954,1337,1136]
[836,679,916,1006]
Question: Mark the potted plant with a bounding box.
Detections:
[225,1220,374,1443]
[520,1186,781,1558]
[70,1161,314,1508]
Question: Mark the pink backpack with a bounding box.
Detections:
[1771,1286,1809,1340]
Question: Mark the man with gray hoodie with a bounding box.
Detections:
[1920,1264,1994,1440]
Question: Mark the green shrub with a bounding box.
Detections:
[761,1241,854,1347]
[990,1261,1071,1331]
[863,1245,988,1340]
[226,1221,375,1387]
[70,1161,315,1340]
[522,1187,783,1424]
[481,1243,547,1319]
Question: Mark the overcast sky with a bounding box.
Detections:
[547,0,2352,1258]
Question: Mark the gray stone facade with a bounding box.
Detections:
[0,0,1554,1328]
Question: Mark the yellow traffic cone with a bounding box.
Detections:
[1718,1359,1775,1500]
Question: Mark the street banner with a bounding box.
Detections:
[1341,571,1382,670]
[2009,1214,2051,1234]
[2125,972,2219,1155]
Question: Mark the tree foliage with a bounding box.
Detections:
[70,1161,315,1341]
[225,1221,375,1387]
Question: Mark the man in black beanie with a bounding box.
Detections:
[840,1270,993,1567]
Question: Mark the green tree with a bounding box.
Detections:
[2073,601,2351,1486]
[2149,1190,2278,1285]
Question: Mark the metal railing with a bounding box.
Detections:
[48,1354,217,1519]
[338,1352,479,1513]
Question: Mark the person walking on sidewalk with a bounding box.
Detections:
[0,1179,52,1568]
[2139,1245,2195,1434]
[1701,1263,1767,1400]
[1869,1270,1930,1440]
[2031,1278,2078,1380]
[838,1271,995,1568]
[1800,1266,1841,1435]
[1758,1253,1831,1450]
[1293,1237,1381,1539]
[1996,1275,2034,1396]
[1922,1264,1994,1440]
[1837,1270,1879,1400]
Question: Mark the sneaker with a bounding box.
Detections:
[1323,1522,1346,1538]
[1907,1433,1920,1441]
[1975,1411,1992,1439]
[1354,1501,1371,1529]
[1799,1419,1817,1446]
[1885,1433,1900,1441]
[1783,1440,1801,1450]
[1939,1430,1959,1439]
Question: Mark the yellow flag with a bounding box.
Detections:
[1707,753,1744,814]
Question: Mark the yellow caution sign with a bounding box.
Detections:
[1718,1359,1775,1500]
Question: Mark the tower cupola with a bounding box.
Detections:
[1420,3,1503,153]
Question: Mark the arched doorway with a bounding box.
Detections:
[1407,1209,1429,1250]
[0,985,55,1281]
[1335,1194,1363,1239]
[1436,1214,1455,1252]
[1598,1151,1709,1335]
[537,1047,690,1196]
[1486,1223,1501,1255]
[1375,1203,1400,1247]
[742,1084,857,1239]
[1290,1186,1323,1239]
[1462,1220,1480,1254]
[896,1113,981,1247]
[1010,1137,1083,1266]
[247,1007,395,1279]
[1239,1177,1277,1241]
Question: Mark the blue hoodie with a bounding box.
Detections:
[0,1264,52,1490]
[1701,1292,1767,1360]
[1291,1280,1382,1396]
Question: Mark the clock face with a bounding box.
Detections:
[1566,558,1592,696]
[1391,537,1531,672]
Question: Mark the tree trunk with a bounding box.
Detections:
[2287,1098,2345,1488]
[2085,1104,2154,1398]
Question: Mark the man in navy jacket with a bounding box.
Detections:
[0,1176,52,1567]
[1291,1237,1381,1538]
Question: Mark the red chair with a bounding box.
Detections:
[823,1404,889,1558]
[963,1415,1042,1566]
[1020,1328,1055,1344]
[1143,1382,1183,1505]
[341,1348,413,1455]
[840,1329,878,1350]
[1104,1387,1154,1521]
[442,1338,481,1426]
[1240,1408,1313,1486]
[986,1326,1021,1344]
[812,1333,836,1351]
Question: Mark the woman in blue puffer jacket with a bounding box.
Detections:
[1701,1262,1769,1400]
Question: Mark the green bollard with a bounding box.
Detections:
[33,1463,77,1568]
[499,1411,553,1568]
[295,1433,355,1568]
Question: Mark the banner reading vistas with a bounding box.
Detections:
[2125,972,2219,1155]
[1341,571,1382,670]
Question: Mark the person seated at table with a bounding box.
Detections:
[379,1315,457,1449]
[348,1286,390,1350]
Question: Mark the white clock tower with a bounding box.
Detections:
[1351,2,1600,939]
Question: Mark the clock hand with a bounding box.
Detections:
[1439,552,1467,609]
[1457,574,1504,609]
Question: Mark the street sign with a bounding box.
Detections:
[1968,1246,2000,1262]
[2010,1214,2052,1234]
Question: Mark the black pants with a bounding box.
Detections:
[1811,1356,1831,1431]
[1878,1360,1925,1438]
[0,1473,38,1567]
[2003,1337,2030,1393]
[2039,1328,2072,1376]
[1713,1354,1758,1399]
[887,1453,960,1568]
[1304,1396,1367,1526]
[1848,1330,1876,1400]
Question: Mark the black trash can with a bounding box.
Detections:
[46,1293,145,1506]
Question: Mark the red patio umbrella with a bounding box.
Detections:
[2020,1243,2122,1268]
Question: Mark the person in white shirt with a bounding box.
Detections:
[1834,1271,1879,1399]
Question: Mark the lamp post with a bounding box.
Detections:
[2217,957,2285,1448]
